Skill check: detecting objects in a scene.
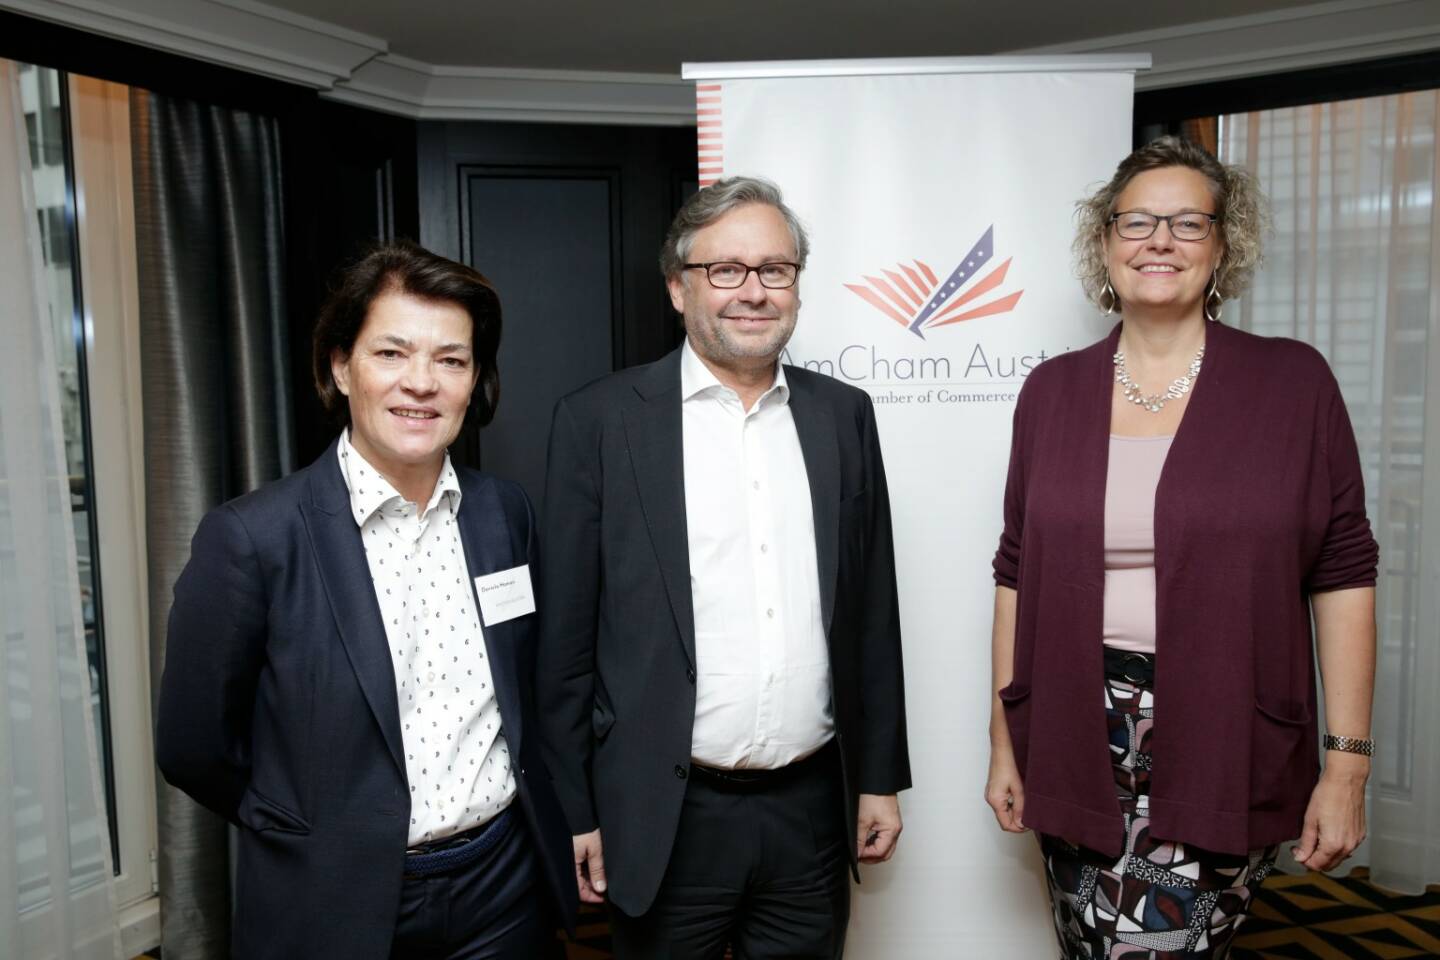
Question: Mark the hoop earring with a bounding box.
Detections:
[1204,273,1223,322]
[1101,278,1118,316]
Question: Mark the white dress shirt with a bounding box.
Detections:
[338,431,516,845]
[680,340,834,770]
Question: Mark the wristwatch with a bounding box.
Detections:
[1323,734,1375,757]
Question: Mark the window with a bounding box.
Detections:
[1220,90,1440,888]
[17,62,159,953]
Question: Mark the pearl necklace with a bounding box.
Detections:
[1113,344,1204,413]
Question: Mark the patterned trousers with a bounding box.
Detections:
[1039,674,1277,959]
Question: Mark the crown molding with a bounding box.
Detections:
[1014,0,1440,90]
[0,0,385,88]
[326,54,694,126]
[3,0,1437,124]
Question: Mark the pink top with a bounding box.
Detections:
[1103,434,1174,653]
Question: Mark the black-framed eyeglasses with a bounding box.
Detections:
[1110,211,1218,242]
[682,261,801,289]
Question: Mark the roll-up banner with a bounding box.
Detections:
[682,56,1146,957]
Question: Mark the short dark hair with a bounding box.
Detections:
[312,240,502,428]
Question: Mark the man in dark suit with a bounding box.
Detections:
[156,241,576,958]
[538,177,911,959]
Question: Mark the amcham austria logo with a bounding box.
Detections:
[844,226,1023,339]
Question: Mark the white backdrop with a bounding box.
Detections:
[685,59,1137,957]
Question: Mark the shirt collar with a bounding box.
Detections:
[337,429,461,526]
[679,338,789,407]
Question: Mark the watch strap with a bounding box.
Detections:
[1323,734,1375,757]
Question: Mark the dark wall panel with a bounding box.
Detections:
[285,101,420,466]
[418,120,696,486]
[465,173,618,509]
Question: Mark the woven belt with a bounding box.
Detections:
[403,808,513,877]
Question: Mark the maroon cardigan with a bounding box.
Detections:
[993,321,1378,857]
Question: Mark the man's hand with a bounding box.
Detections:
[856,793,903,863]
[572,829,607,903]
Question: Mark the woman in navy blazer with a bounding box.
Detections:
[157,241,576,958]
[985,138,1379,958]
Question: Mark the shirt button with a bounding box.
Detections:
[752,480,760,490]
[686,668,696,684]
[674,764,688,780]
[766,608,774,619]
[760,543,768,554]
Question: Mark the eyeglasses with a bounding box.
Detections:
[682,261,801,289]
[1110,211,1218,242]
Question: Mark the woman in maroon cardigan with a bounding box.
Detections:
[986,137,1379,958]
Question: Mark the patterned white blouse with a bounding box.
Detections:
[338,431,516,846]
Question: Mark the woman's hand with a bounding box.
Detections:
[987,587,1027,833]
[985,744,1027,833]
[1292,756,1368,872]
[1298,587,1376,873]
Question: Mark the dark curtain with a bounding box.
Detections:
[131,88,293,959]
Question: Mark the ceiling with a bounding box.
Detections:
[252,0,1336,74]
[7,0,1434,123]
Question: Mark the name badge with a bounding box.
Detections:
[473,564,536,626]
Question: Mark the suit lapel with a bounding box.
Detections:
[300,445,406,779]
[788,373,841,637]
[454,471,527,756]
[623,351,697,670]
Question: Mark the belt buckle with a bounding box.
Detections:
[1120,654,1150,684]
[697,764,762,785]
[407,826,476,857]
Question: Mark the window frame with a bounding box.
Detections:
[67,71,160,954]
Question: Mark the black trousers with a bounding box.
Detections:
[389,813,551,959]
[609,745,851,960]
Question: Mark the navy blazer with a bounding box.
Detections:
[156,439,576,958]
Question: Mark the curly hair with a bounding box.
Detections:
[1073,136,1269,312]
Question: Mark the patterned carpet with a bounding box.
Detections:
[135,869,1440,958]
[555,870,1440,958]
[1232,869,1440,959]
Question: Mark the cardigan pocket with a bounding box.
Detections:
[1251,699,1313,811]
[998,682,1033,774]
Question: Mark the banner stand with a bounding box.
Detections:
[680,55,1147,958]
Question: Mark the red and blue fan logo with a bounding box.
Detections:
[845,226,1023,339]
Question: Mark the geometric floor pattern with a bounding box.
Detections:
[550,870,1440,958]
[1232,869,1440,960]
[135,870,1440,958]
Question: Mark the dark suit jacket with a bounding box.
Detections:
[156,440,576,958]
[537,348,912,917]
